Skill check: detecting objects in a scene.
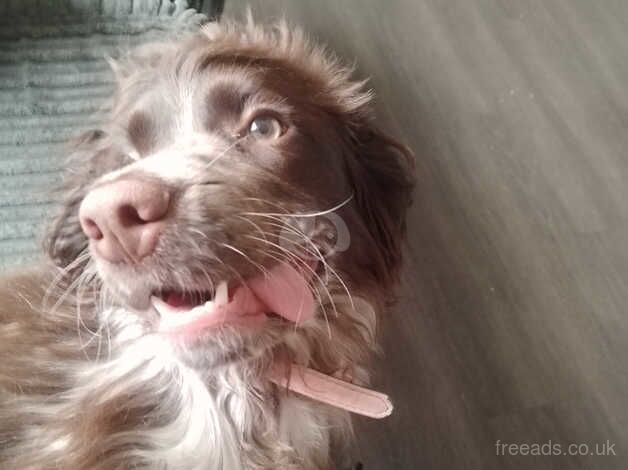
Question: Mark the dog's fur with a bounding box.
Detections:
[0,18,414,469]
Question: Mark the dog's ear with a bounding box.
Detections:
[346,126,415,285]
[44,130,111,273]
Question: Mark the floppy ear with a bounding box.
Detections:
[44,130,114,273]
[346,127,415,285]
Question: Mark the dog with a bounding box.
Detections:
[0,17,414,470]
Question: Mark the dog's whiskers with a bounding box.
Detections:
[246,229,338,318]
[74,266,102,358]
[234,215,270,245]
[220,242,270,280]
[241,193,354,218]
[245,213,355,310]
[43,249,91,312]
[199,135,246,172]
[256,247,331,336]
[245,234,336,339]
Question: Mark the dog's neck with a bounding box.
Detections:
[83,320,344,469]
[75,289,383,468]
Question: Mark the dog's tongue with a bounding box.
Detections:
[156,262,316,334]
[246,262,315,323]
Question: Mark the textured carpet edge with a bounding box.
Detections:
[0,1,205,39]
[0,0,207,270]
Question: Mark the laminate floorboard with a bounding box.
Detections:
[225,2,628,468]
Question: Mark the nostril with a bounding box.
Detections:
[117,204,146,227]
[79,181,170,262]
[82,217,103,240]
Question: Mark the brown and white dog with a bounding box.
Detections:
[0,17,414,470]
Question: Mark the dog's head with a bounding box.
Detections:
[45,20,414,370]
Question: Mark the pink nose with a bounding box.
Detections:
[79,178,171,263]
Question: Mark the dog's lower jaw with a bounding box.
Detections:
[6,307,354,470]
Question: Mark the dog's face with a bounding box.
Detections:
[45,22,414,366]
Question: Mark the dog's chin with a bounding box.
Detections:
[93,260,153,311]
[114,285,153,311]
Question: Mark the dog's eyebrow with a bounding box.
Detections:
[203,84,247,131]
[127,111,156,156]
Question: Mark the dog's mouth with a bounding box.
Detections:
[150,262,316,335]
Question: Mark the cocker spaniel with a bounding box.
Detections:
[0,17,414,470]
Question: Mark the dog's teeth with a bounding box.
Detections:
[215,281,228,307]
[151,295,171,316]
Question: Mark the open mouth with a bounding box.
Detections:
[150,262,317,335]
[156,287,227,310]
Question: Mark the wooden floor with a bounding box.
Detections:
[226,2,628,469]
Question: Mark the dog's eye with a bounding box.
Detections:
[248,115,283,139]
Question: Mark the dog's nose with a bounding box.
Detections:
[79,178,170,263]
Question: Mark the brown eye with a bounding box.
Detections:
[248,115,283,139]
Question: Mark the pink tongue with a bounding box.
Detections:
[166,262,316,335]
[198,261,316,326]
[246,262,316,323]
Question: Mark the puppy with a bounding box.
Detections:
[0,18,414,470]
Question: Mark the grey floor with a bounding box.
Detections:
[226,1,628,469]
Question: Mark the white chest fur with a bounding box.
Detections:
[68,325,344,469]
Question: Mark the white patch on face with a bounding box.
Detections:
[130,148,201,181]
[95,92,226,186]
[95,135,223,186]
[47,435,70,453]
[178,87,197,144]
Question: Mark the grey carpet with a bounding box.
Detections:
[0,0,205,270]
